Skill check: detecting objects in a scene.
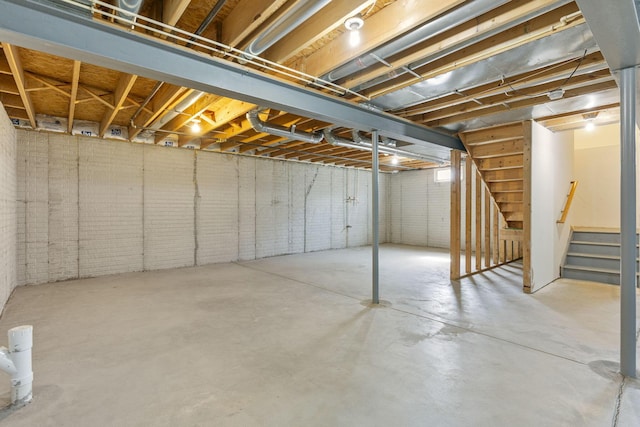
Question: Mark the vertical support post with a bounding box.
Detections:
[475,170,482,270]
[450,150,462,279]
[522,121,533,293]
[484,187,491,268]
[372,130,380,304]
[465,157,472,274]
[493,204,499,264]
[620,66,636,378]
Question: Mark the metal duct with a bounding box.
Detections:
[323,129,445,164]
[323,0,509,83]
[148,91,205,130]
[246,0,332,56]
[116,0,143,20]
[247,109,324,143]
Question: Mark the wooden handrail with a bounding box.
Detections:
[557,180,578,223]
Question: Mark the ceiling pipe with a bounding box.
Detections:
[131,1,226,130]
[322,0,509,83]
[350,0,574,93]
[247,109,324,143]
[323,129,446,165]
[148,90,205,130]
[246,0,332,56]
[352,128,396,147]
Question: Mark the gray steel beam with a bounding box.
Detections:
[575,0,640,125]
[371,130,380,305]
[619,66,637,378]
[0,0,463,151]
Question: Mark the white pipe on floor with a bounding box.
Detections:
[0,326,33,405]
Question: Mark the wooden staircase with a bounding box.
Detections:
[459,123,527,230]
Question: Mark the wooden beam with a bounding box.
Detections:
[465,157,472,274]
[522,121,532,293]
[493,203,499,264]
[178,99,256,146]
[468,140,524,159]
[100,73,137,137]
[475,169,482,271]
[266,0,374,63]
[2,43,36,128]
[476,155,523,171]
[298,0,465,78]
[67,60,80,133]
[129,84,188,140]
[221,0,289,48]
[163,0,191,27]
[427,79,617,127]
[461,123,524,145]
[450,149,462,280]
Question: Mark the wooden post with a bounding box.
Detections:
[522,121,532,292]
[450,150,462,280]
[484,186,491,268]
[465,157,472,274]
[475,170,482,270]
[492,204,499,265]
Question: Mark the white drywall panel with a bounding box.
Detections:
[48,133,78,282]
[79,138,143,277]
[237,156,256,261]
[16,130,48,285]
[143,146,194,270]
[304,165,332,252]
[0,103,16,310]
[196,152,239,265]
[530,123,574,291]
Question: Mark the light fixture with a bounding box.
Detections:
[344,14,364,47]
[190,119,201,133]
[547,88,565,100]
[583,112,598,131]
[391,155,399,165]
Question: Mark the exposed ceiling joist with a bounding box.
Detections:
[2,43,36,128]
[67,60,80,133]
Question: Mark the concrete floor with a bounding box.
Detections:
[0,244,639,426]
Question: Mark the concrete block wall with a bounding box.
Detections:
[389,168,451,249]
[0,103,16,311]
[15,130,393,285]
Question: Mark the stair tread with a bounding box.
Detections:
[571,240,639,248]
[563,264,640,276]
[566,252,620,260]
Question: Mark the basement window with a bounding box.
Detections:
[435,168,463,183]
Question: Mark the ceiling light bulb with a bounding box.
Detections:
[349,29,360,47]
[585,121,595,131]
[191,121,201,133]
[391,155,399,165]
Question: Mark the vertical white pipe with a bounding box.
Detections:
[8,325,33,404]
[620,66,637,378]
[372,130,380,304]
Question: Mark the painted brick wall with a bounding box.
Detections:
[143,146,194,270]
[0,103,16,311]
[79,138,144,276]
[196,151,239,264]
[389,168,451,249]
[16,131,392,285]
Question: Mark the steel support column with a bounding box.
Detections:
[620,65,637,378]
[372,130,380,304]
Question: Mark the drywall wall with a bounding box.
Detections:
[0,103,16,312]
[16,130,390,285]
[573,123,621,228]
[529,123,574,291]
